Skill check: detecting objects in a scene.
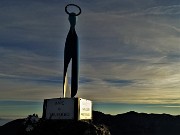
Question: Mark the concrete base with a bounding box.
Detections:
[42,98,92,120]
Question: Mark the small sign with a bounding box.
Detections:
[79,98,92,120]
[44,98,74,119]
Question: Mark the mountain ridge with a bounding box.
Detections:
[1,111,180,135]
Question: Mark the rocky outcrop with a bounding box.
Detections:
[0,115,110,135]
[24,120,110,135]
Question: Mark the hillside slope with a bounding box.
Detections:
[0,111,180,135]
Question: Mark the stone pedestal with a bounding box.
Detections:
[42,98,92,120]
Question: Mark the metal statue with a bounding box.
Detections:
[63,4,81,98]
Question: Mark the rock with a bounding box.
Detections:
[33,120,111,135]
[0,118,111,135]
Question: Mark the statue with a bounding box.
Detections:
[43,5,92,121]
[63,4,81,98]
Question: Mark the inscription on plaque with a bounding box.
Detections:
[43,98,92,120]
[79,98,92,120]
[45,98,74,119]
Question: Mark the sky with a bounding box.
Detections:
[0,0,180,123]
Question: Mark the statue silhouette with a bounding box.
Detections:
[63,4,81,98]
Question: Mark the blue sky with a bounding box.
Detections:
[0,0,180,121]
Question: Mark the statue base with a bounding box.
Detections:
[42,98,92,120]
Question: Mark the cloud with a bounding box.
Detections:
[0,47,62,76]
[0,0,180,106]
[0,78,62,100]
[103,79,135,87]
[144,5,180,15]
[0,0,68,57]
[0,100,43,119]
[162,105,180,108]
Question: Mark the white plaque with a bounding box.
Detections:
[43,98,92,120]
[45,98,74,119]
[79,98,92,120]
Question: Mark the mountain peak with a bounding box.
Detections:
[1,111,180,135]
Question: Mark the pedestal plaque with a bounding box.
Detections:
[43,98,92,120]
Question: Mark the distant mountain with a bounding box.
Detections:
[93,111,180,135]
[0,111,180,135]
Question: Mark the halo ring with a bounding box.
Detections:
[65,4,81,16]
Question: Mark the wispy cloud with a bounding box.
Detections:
[162,105,180,108]
[0,0,180,107]
[144,5,180,15]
